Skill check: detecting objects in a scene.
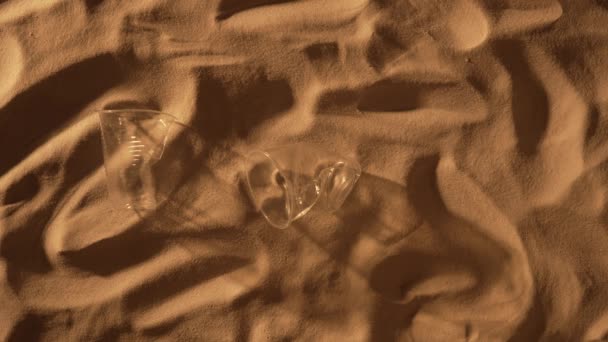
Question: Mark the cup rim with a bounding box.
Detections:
[245,150,294,229]
[95,108,179,123]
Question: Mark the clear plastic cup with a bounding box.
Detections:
[98,109,177,212]
[245,144,361,229]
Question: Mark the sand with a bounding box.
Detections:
[1,0,608,340]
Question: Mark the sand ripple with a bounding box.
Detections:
[1,0,608,340]
[0,33,23,108]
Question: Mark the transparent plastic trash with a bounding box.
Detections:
[245,144,361,229]
[98,109,177,212]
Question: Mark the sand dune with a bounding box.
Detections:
[0,32,23,109]
[2,0,608,340]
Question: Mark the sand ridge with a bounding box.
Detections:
[1,0,608,340]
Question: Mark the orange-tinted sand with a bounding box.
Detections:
[1,0,608,340]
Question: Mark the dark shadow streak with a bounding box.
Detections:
[1,128,104,276]
[493,40,549,156]
[216,0,297,21]
[194,72,294,144]
[123,255,250,312]
[0,54,124,175]
[7,314,44,342]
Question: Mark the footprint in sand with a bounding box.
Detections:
[0,32,23,108]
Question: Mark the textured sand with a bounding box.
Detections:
[1,0,608,340]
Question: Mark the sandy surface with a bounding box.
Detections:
[1,0,608,340]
